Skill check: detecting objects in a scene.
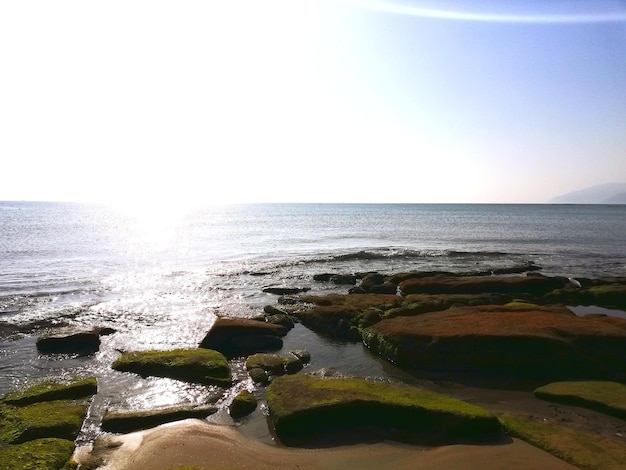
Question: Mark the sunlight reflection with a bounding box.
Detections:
[344,0,626,23]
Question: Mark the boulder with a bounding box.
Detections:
[229,390,257,419]
[290,350,311,365]
[331,274,357,285]
[266,374,501,446]
[246,353,288,376]
[112,348,231,386]
[363,305,626,381]
[101,405,218,433]
[36,331,100,355]
[248,368,270,385]
[199,317,287,357]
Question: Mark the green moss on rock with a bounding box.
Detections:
[2,378,97,406]
[101,405,218,433]
[534,381,626,419]
[112,348,231,386]
[266,375,500,445]
[0,438,77,470]
[500,414,626,470]
[229,390,257,419]
[0,400,88,444]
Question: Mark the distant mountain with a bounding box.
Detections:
[549,183,626,204]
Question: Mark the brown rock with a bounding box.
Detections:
[199,317,287,357]
[363,305,626,381]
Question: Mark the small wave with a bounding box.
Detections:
[304,248,512,264]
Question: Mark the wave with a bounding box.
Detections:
[311,248,512,264]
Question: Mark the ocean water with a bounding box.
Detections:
[1,202,625,442]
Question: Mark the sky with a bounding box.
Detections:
[1,0,626,205]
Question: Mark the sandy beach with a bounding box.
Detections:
[82,419,577,470]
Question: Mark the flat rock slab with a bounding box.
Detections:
[398,274,568,296]
[36,331,101,355]
[0,399,90,444]
[363,305,626,380]
[266,374,501,446]
[199,317,287,357]
[0,437,76,470]
[112,348,231,386]
[102,405,218,433]
[534,381,626,419]
[1,377,97,406]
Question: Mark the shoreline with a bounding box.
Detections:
[78,418,577,470]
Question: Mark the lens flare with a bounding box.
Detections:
[341,0,626,23]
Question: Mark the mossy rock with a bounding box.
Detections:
[500,413,626,470]
[246,353,288,375]
[364,305,626,380]
[0,437,77,470]
[229,390,257,419]
[101,404,218,433]
[0,400,89,444]
[534,381,626,419]
[112,348,231,386]
[2,377,97,406]
[294,294,401,338]
[266,375,501,445]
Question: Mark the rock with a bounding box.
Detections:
[294,294,401,339]
[290,350,311,364]
[331,274,357,285]
[0,438,76,470]
[248,367,270,385]
[229,390,257,419]
[263,305,289,316]
[398,274,568,296]
[199,317,287,357]
[313,273,335,282]
[266,314,295,330]
[363,305,626,381]
[360,273,386,291]
[533,381,626,420]
[36,331,100,355]
[230,335,283,355]
[263,287,310,295]
[101,405,218,433]
[369,282,398,294]
[112,348,231,386]
[0,399,90,444]
[284,355,304,374]
[95,326,117,336]
[246,353,287,376]
[2,377,97,406]
[266,374,501,446]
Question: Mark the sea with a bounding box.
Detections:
[1,201,625,443]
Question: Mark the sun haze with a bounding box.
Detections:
[1,0,625,205]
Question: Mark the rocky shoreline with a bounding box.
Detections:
[1,266,626,469]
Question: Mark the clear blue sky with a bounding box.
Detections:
[2,0,625,205]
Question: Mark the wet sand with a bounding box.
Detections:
[83,419,577,470]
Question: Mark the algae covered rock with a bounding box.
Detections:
[266,374,501,445]
[229,390,257,419]
[534,381,626,419]
[112,348,231,386]
[101,404,218,433]
[2,377,97,406]
[0,437,77,470]
[363,305,626,380]
[0,399,89,444]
